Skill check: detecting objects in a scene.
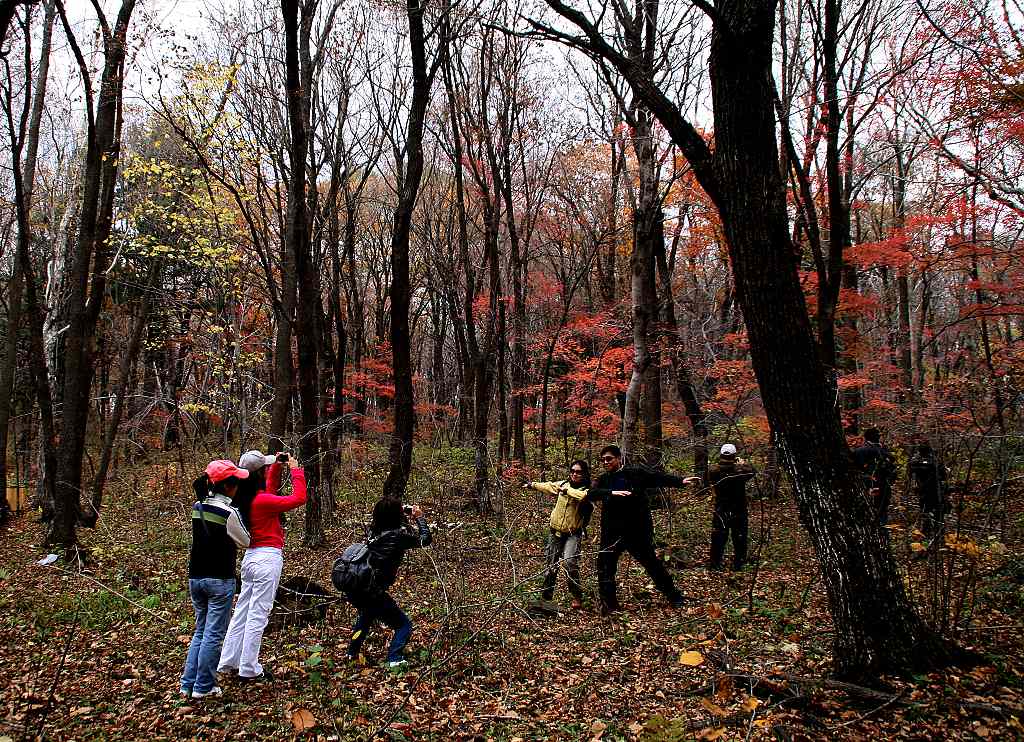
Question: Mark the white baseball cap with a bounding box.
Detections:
[720,444,737,457]
[239,450,277,472]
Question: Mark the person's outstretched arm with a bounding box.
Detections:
[640,468,692,489]
[525,480,564,495]
[397,506,432,548]
[255,466,307,514]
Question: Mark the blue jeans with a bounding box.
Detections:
[346,591,412,663]
[181,578,236,694]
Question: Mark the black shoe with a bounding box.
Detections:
[668,594,690,609]
[599,601,620,617]
[238,669,273,684]
[706,563,724,572]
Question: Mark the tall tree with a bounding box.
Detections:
[48,0,136,548]
[381,0,440,499]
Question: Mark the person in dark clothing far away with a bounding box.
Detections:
[588,444,700,615]
[180,460,251,699]
[707,443,757,571]
[851,427,897,525]
[909,441,949,539]
[344,499,432,669]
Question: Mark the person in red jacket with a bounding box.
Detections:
[217,451,306,681]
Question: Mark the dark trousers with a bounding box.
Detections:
[873,485,892,525]
[920,494,947,539]
[597,526,680,610]
[346,591,412,663]
[709,500,748,569]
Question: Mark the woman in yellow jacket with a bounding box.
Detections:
[524,460,593,609]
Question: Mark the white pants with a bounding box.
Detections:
[217,547,283,678]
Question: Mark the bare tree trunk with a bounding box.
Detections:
[382,0,436,499]
[282,0,324,545]
[621,109,661,462]
[50,0,137,548]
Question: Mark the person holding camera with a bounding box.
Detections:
[217,451,306,681]
[344,498,432,669]
[524,459,593,609]
[180,460,251,699]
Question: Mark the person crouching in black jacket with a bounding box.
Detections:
[588,445,701,614]
[346,499,432,669]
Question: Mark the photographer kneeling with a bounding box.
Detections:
[339,499,432,669]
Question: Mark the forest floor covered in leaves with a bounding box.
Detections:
[1,452,1023,741]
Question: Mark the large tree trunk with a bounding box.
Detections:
[282,0,323,546]
[382,0,434,499]
[49,0,136,548]
[705,0,961,679]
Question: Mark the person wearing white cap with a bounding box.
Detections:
[218,450,306,681]
[706,443,756,570]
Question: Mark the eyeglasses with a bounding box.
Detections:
[600,456,616,462]
[570,469,584,474]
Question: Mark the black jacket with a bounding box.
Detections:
[707,462,756,507]
[852,443,895,489]
[909,454,947,507]
[589,466,688,527]
[368,517,432,591]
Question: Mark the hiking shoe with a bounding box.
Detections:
[599,602,620,617]
[570,599,584,610]
[179,687,192,698]
[238,670,273,684]
[668,594,691,609]
[191,686,223,699]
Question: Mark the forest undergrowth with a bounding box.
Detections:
[1,448,1022,741]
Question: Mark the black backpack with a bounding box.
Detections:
[332,540,377,596]
[874,448,897,487]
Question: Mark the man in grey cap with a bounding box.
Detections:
[706,444,756,571]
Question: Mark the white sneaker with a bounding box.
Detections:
[387,660,408,670]
[191,686,223,698]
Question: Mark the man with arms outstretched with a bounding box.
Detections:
[588,445,699,615]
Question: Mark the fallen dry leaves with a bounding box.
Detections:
[0,478,1021,741]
